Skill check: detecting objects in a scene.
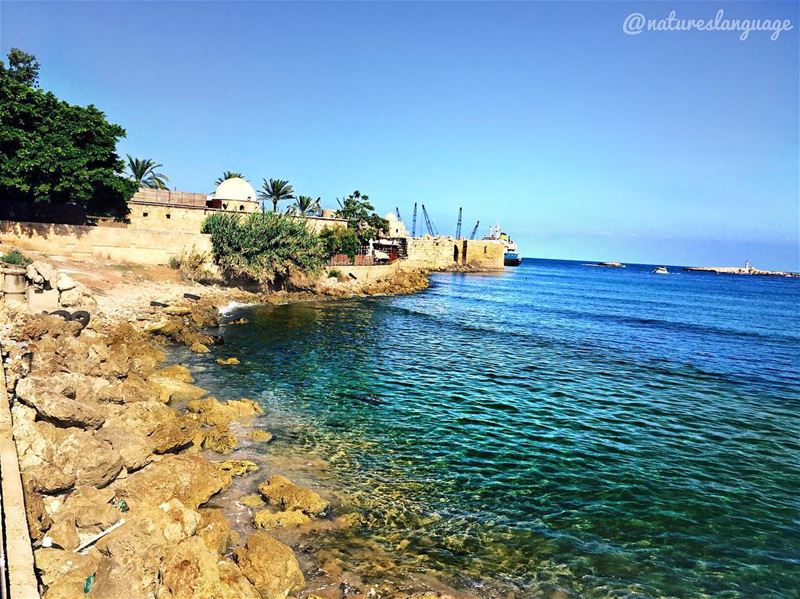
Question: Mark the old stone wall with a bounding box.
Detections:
[405,236,504,270]
[127,203,347,235]
[0,220,213,265]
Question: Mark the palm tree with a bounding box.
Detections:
[126,155,169,190]
[215,171,245,186]
[259,178,295,213]
[292,195,321,216]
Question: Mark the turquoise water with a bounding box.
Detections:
[187,259,800,597]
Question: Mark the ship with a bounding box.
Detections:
[483,225,522,266]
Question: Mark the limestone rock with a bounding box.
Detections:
[156,363,194,383]
[38,549,101,599]
[235,532,304,599]
[97,421,154,471]
[55,272,76,291]
[148,375,207,403]
[115,454,231,510]
[249,429,273,443]
[190,342,210,353]
[240,494,264,508]
[30,260,56,285]
[215,357,240,365]
[91,500,200,598]
[215,459,258,477]
[253,509,311,530]
[149,414,198,454]
[164,305,192,316]
[22,476,51,542]
[186,396,262,427]
[196,508,236,555]
[202,425,238,454]
[15,375,105,429]
[258,475,329,516]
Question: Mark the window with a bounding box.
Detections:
[239,205,245,211]
[142,212,149,217]
[166,214,171,219]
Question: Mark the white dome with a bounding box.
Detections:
[214,177,257,202]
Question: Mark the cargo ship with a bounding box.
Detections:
[484,225,522,266]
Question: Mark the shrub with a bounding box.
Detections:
[202,212,324,284]
[328,269,341,278]
[319,227,361,259]
[1,249,31,265]
[169,251,214,282]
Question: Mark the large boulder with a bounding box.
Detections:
[253,509,311,530]
[15,376,105,429]
[186,397,262,427]
[160,537,260,599]
[235,532,305,599]
[115,455,231,510]
[91,501,198,599]
[97,421,154,471]
[202,424,238,454]
[196,508,237,555]
[155,363,194,383]
[37,548,101,599]
[47,487,120,550]
[149,414,198,454]
[257,475,329,516]
[148,375,207,403]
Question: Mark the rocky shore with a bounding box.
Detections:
[0,259,458,599]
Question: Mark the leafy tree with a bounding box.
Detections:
[291,195,321,216]
[0,48,40,86]
[127,156,169,189]
[202,212,324,285]
[215,171,245,186]
[259,178,295,213]
[0,49,136,218]
[335,190,389,243]
[319,226,361,259]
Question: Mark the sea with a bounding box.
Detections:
[178,258,800,598]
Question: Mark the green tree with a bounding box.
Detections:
[319,226,361,259]
[335,190,389,243]
[202,212,323,285]
[0,49,136,218]
[0,48,40,86]
[291,195,321,216]
[259,178,295,213]
[127,156,169,190]
[215,171,245,186]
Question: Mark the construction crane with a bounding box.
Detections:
[411,203,418,237]
[468,220,480,240]
[395,207,402,221]
[421,204,437,236]
[455,207,463,239]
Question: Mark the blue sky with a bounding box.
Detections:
[2,1,798,269]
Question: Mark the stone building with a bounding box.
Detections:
[127,177,346,234]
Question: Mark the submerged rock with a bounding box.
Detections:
[253,509,311,530]
[249,429,273,443]
[202,425,238,454]
[215,459,258,477]
[148,374,207,403]
[186,396,262,426]
[257,475,329,516]
[215,357,240,365]
[235,532,304,599]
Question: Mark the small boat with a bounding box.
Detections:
[653,266,668,274]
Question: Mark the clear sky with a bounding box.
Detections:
[2,1,798,269]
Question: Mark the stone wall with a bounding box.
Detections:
[405,236,504,270]
[0,220,212,265]
[127,203,347,235]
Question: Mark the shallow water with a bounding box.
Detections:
[181,259,800,597]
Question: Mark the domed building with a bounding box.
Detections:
[210,177,260,212]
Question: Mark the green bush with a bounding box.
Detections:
[328,269,341,278]
[1,249,31,265]
[202,212,324,284]
[319,226,361,259]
